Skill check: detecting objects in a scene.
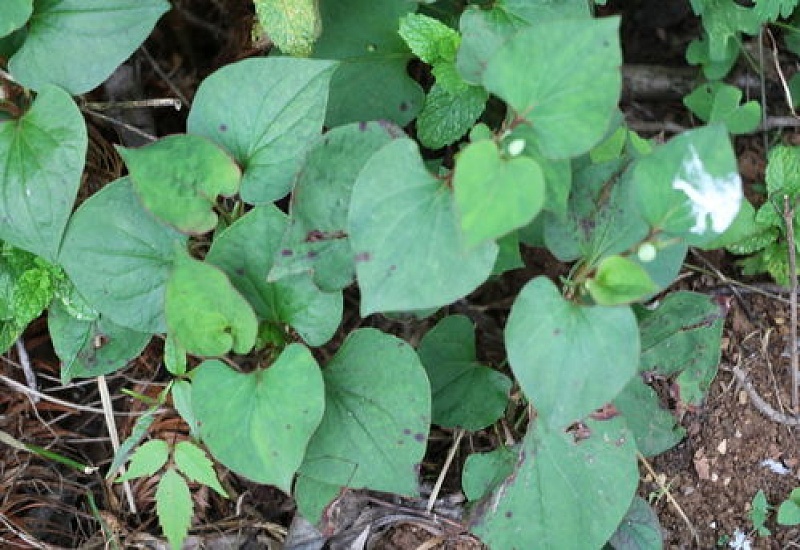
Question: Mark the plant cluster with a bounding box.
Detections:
[2,0,800,548]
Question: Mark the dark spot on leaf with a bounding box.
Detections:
[397,440,404,445]
[272,451,279,457]
[389,265,397,272]
[505,511,513,518]
[355,252,371,262]
[359,121,368,131]
[553,328,561,336]
[307,251,318,259]
[219,124,228,132]
[602,39,609,47]
[399,101,409,112]
[235,267,245,276]
[285,424,292,430]
[403,428,412,435]
[281,249,293,257]
[414,433,425,442]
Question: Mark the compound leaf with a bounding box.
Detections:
[156,468,193,550]
[174,441,228,497]
[117,439,169,482]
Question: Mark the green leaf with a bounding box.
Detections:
[312,0,424,126]
[156,468,193,550]
[59,178,188,333]
[634,125,742,247]
[501,0,590,22]
[492,232,524,275]
[456,5,528,86]
[585,255,659,306]
[165,251,258,357]
[0,85,86,261]
[461,446,517,502]
[686,36,739,80]
[750,489,771,536]
[636,291,725,404]
[454,140,545,246]
[418,315,511,430]
[106,408,158,477]
[174,441,228,497]
[613,376,685,456]
[192,351,324,492]
[778,489,800,525]
[118,135,241,234]
[163,333,186,376]
[293,477,343,524]
[299,329,430,493]
[766,145,800,197]
[207,205,342,347]
[399,13,459,66]
[683,82,761,135]
[49,300,151,384]
[691,0,761,64]
[0,244,60,352]
[269,122,398,291]
[469,417,638,550]
[8,0,169,94]
[171,381,199,438]
[116,439,169,482]
[417,83,488,150]
[483,17,621,159]
[505,276,639,429]
[754,0,799,21]
[254,0,321,57]
[607,496,664,550]
[349,138,497,315]
[187,58,336,203]
[0,0,32,38]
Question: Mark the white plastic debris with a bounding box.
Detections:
[728,528,752,550]
[671,145,741,235]
[760,458,791,475]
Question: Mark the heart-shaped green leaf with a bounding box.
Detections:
[418,315,511,430]
[59,178,188,333]
[0,85,86,261]
[165,251,258,357]
[8,0,169,94]
[454,140,545,246]
[0,0,32,37]
[206,205,342,347]
[118,134,241,234]
[469,417,638,549]
[349,138,497,315]
[192,351,325,492]
[585,255,658,306]
[483,17,621,159]
[505,276,639,429]
[188,57,336,203]
[299,329,430,493]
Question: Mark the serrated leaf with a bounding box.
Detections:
[0,0,32,38]
[417,83,488,150]
[766,145,800,197]
[59,178,188,333]
[118,135,241,234]
[585,255,658,306]
[634,125,742,247]
[454,140,545,246]
[461,446,517,502]
[192,351,324,492]
[750,489,771,536]
[298,329,430,496]
[607,496,664,549]
[187,57,336,203]
[0,85,86,261]
[269,121,398,291]
[483,17,621,159]
[349,138,497,315]
[254,0,321,57]
[174,441,227,497]
[116,439,169,482]
[469,417,638,549]
[505,276,639,429]
[692,0,761,63]
[8,0,169,94]
[49,300,151,384]
[165,251,258,357]
[418,315,511,430]
[107,407,158,477]
[312,0,424,126]
[398,13,459,66]
[156,468,193,550]
[206,205,342,347]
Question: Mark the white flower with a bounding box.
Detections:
[671,145,742,235]
[728,528,752,550]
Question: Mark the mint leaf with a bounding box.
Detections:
[417,83,487,149]
[399,13,460,66]
[253,0,321,57]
